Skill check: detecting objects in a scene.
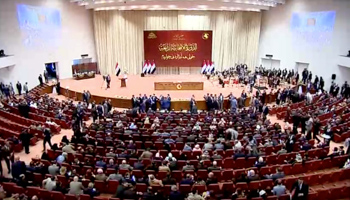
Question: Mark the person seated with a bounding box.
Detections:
[165,153,177,162]
[265,167,285,180]
[208,161,221,172]
[180,174,194,185]
[206,172,218,185]
[62,143,75,154]
[119,160,133,171]
[254,157,266,168]
[107,159,117,169]
[183,143,192,151]
[162,173,177,185]
[158,161,171,172]
[42,176,57,191]
[182,161,195,172]
[247,170,259,182]
[272,179,287,197]
[94,169,107,181]
[148,174,163,187]
[211,151,223,160]
[95,157,107,169]
[107,167,124,182]
[193,144,202,153]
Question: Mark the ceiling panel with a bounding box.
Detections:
[69,0,285,11]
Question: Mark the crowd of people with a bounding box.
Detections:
[0,67,350,200]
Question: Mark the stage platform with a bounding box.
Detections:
[59,75,290,110]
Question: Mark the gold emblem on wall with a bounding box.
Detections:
[202,32,209,40]
[148,32,157,39]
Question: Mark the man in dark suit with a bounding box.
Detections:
[11,157,26,180]
[20,129,32,154]
[106,74,111,88]
[16,81,22,95]
[38,74,43,86]
[291,178,309,200]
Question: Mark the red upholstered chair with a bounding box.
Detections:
[223,158,234,169]
[197,169,208,180]
[136,183,148,193]
[108,180,119,194]
[171,170,183,182]
[222,182,235,193]
[260,179,274,190]
[179,184,192,195]
[259,166,271,177]
[278,194,290,200]
[26,186,41,198]
[283,177,297,190]
[38,189,51,199]
[33,172,44,186]
[207,184,220,194]
[234,157,246,169]
[94,180,107,193]
[51,191,66,200]
[13,186,25,195]
[192,185,206,194]
[2,182,16,195]
[222,169,234,181]
[163,185,172,196]
[79,194,92,200]
[64,194,78,200]
[235,182,248,190]
[248,180,261,190]
[266,196,278,200]
[317,189,330,200]
[93,197,109,200]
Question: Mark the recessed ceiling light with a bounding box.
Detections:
[198,5,208,9]
[153,5,160,8]
[140,5,148,9]
[168,5,177,8]
[130,5,138,9]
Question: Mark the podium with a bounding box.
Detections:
[119,78,126,87]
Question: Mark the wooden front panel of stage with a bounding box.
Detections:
[154,82,204,90]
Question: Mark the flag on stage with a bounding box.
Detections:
[142,60,148,74]
[201,60,207,74]
[150,60,156,74]
[210,61,215,73]
[205,60,211,73]
[146,60,152,74]
[115,62,121,76]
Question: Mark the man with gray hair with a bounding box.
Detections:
[69,176,84,195]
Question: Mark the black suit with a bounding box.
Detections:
[291,182,309,200]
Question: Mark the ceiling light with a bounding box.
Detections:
[130,5,138,9]
[140,5,148,9]
[168,5,177,8]
[153,5,160,8]
[198,5,207,9]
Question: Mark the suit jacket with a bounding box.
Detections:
[291,182,309,200]
[69,181,84,195]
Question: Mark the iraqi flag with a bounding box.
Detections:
[150,60,156,74]
[115,63,121,76]
[201,60,207,74]
[210,61,215,73]
[205,60,211,73]
[142,60,148,74]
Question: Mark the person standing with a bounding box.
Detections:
[291,178,309,200]
[38,74,43,86]
[44,70,49,83]
[218,93,224,110]
[56,81,61,95]
[106,74,111,89]
[1,142,12,174]
[23,82,28,95]
[9,83,15,97]
[20,129,32,154]
[43,126,52,151]
[16,81,22,95]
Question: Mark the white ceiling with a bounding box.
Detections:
[70,0,286,12]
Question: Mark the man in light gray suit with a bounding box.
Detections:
[69,176,84,195]
[48,161,59,176]
[273,179,286,197]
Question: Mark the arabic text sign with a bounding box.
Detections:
[144,31,212,67]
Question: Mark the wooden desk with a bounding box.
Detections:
[154,82,204,90]
[120,78,126,87]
